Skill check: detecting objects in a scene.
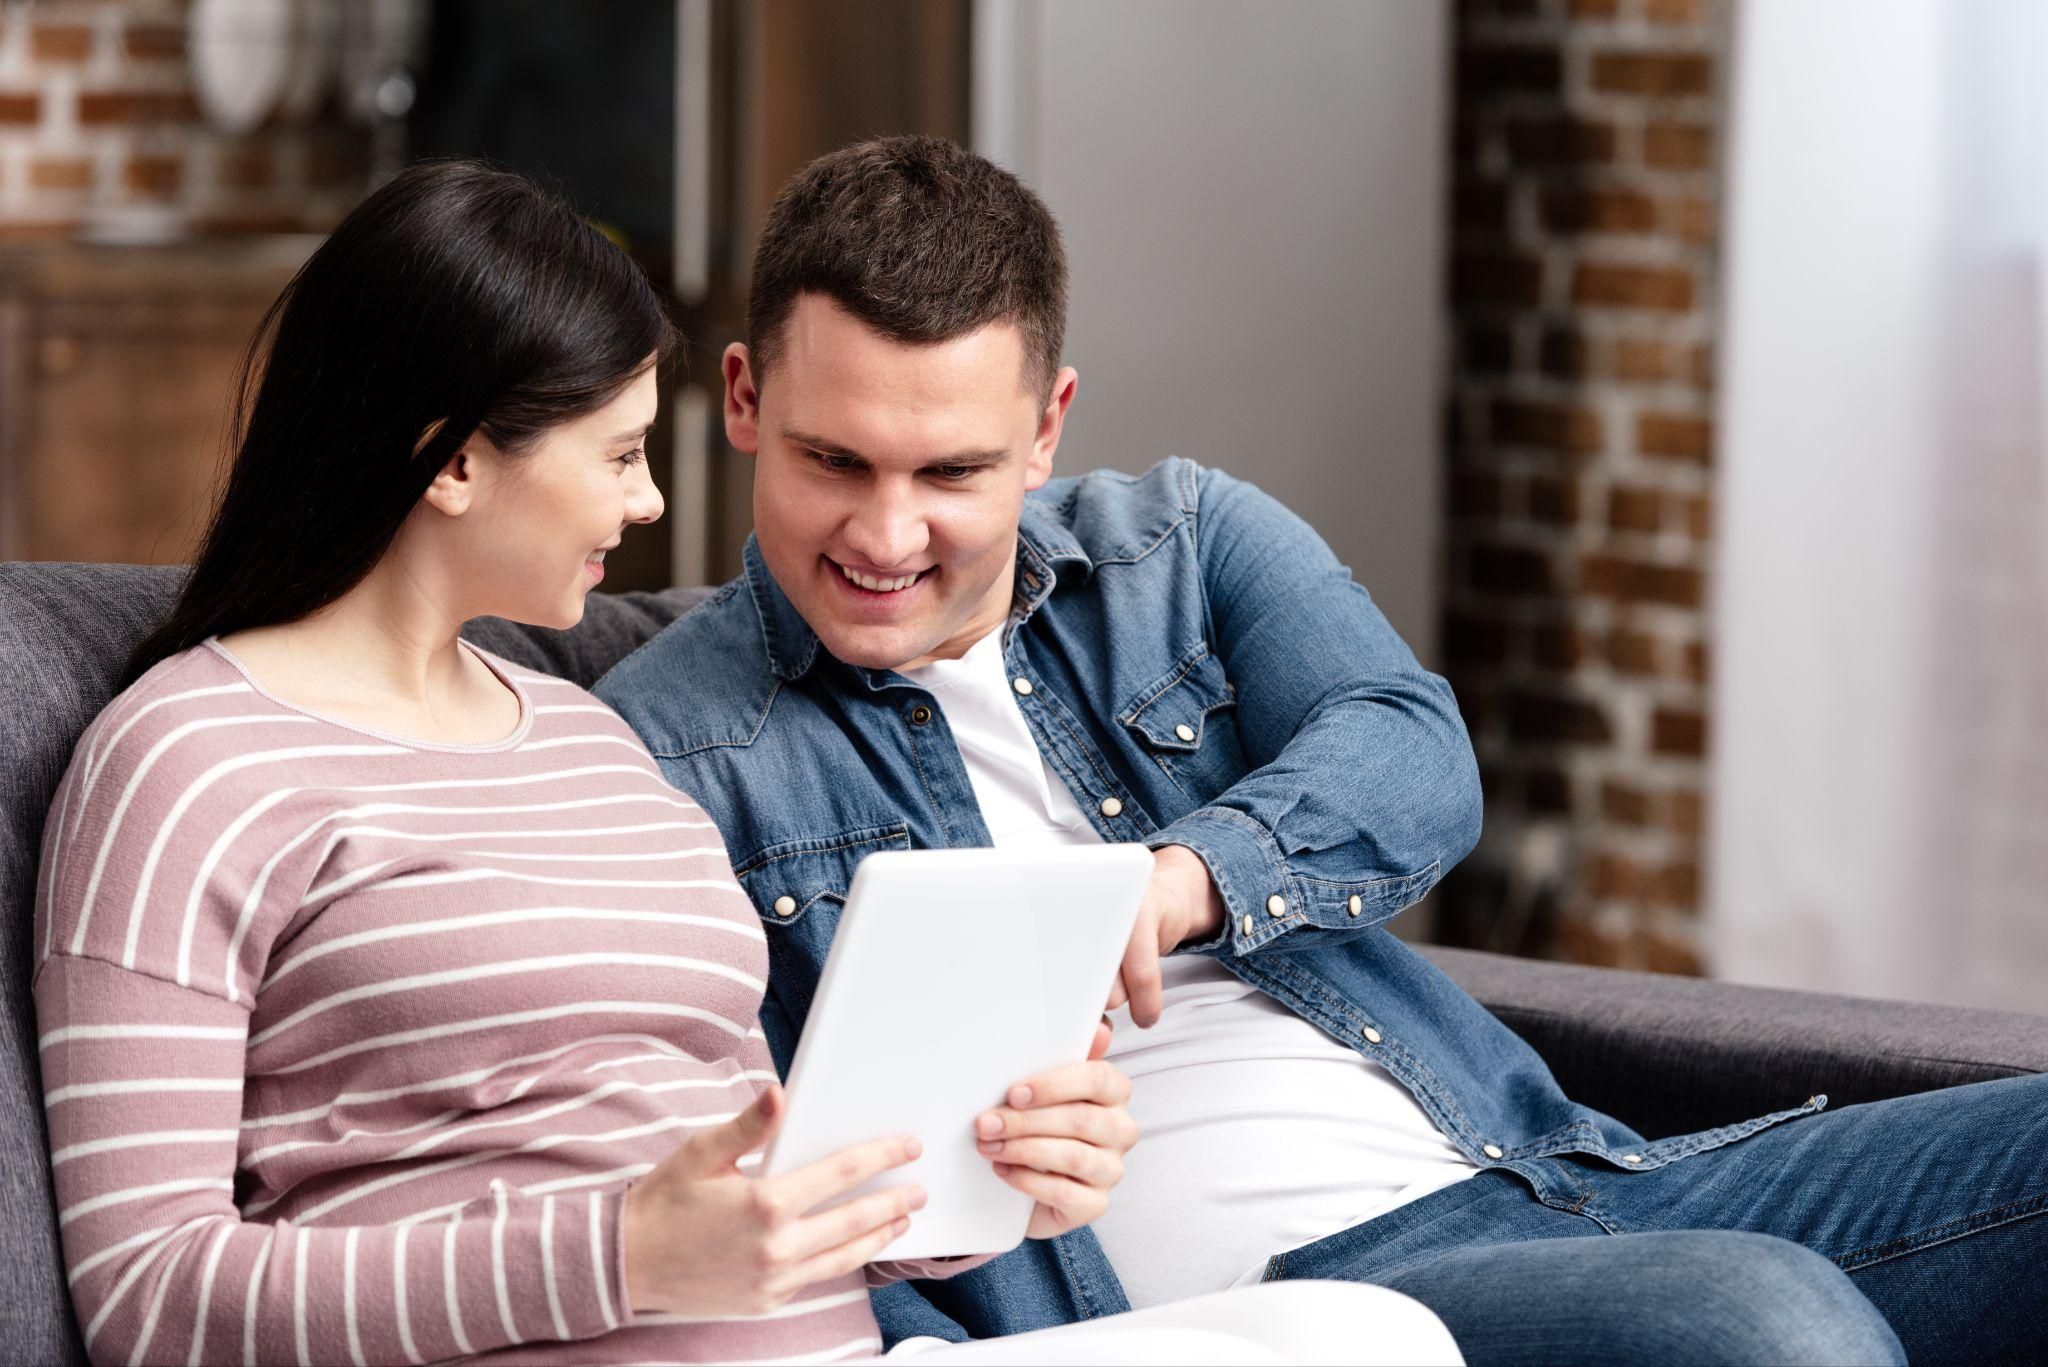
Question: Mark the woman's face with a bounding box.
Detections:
[456,365,665,629]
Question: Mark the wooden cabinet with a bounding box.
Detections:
[0,240,314,565]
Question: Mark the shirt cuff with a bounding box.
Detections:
[1145,807,1303,953]
[1148,810,1449,951]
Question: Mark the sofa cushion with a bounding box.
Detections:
[0,561,705,1366]
[1421,945,2048,1136]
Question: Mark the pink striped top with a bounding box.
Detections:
[34,640,971,1366]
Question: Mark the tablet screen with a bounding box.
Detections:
[762,844,1152,1259]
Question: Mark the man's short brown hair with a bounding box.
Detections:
[746,135,1068,396]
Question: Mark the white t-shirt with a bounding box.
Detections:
[900,630,1478,1311]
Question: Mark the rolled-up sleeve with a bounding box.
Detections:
[1147,466,1483,956]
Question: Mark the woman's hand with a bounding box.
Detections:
[975,1022,1139,1239]
[622,1084,924,1316]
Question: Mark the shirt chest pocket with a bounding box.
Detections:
[732,822,911,1017]
[1117,648,1248,804]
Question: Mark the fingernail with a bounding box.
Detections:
[1009,1085,1034,1108]
[909,1186,928,1210]
[904,1138,924,1160]
[893,1217,911,1234]
[975,1113,1002,1138]
[992,1162,1011,1176]
[977,1139,1003,1155]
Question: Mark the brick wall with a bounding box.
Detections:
[1436,0,1726,973]
[0,1,370,237]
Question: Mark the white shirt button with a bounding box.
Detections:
[1239,913,1254,937]
[772,895,797,917]
[1011,676,1034,696]
[1362,1026,1383,1044]
[1621,1154,1643,1164]
[1175,723,1196,742]
[1347,894,1363,917]
[1266,894,1288,918]
[1483,1143,1504,1159]
[1099,796,1124,818]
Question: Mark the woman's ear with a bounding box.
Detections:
[420,450,475,517]
[417,421,480,518]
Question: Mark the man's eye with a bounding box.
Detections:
[811,451,857,472]
[934,465,975,481]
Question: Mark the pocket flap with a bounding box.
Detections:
[1117,649,1236,752]
[733,823,912,926]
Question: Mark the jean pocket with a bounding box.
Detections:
[732,822,912,1021]
[1117,647,1247,801]
[733,822,912,929]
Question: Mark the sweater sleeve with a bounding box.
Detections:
[864,1252,997,1288]
[37,954,634,1366]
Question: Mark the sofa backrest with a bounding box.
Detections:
[0,561,707,1361]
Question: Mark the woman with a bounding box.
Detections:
[35,160,1454,1367]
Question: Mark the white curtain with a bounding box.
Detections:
[1712,0,2048,1012]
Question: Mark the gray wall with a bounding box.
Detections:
[975,0,1450,660]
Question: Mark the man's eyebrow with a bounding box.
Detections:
[781,428,1008,468]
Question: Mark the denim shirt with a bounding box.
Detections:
[596,457,1824,1342]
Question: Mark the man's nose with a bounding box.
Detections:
[842,487,929,567]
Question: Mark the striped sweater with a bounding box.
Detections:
[34,640,966,1366]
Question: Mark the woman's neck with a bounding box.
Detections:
[215,559,521,746]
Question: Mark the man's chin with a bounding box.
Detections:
[814,623,931,673]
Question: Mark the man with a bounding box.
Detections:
[599,135,2042,1364]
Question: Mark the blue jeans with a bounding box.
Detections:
[1266,1072,2048,1365]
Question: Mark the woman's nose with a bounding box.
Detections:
[628,466,665,525]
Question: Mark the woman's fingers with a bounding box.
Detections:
[781,1213,915,1292]
[783,1182,927,1262]
[994,1163,1103,1226]
[976,1135,1122,1188]
[773,1134,922,1214]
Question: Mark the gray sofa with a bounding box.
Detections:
[6,561,2046,1362]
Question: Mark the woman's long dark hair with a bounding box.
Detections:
[125,159,679,684]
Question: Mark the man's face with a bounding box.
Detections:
[724,294,1076,672]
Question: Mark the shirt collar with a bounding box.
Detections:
[742,499,1096,684]
[744,535,824,683]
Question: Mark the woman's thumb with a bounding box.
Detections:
[688,1083,784,1172]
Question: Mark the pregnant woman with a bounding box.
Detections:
[34,159,1452,1366]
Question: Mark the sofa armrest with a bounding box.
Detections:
[1418,945,2048,1139]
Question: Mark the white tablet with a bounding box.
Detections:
[761,843,1153,1260]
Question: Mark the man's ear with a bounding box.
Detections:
[1024,365,1078,492]
[724,343,762,457]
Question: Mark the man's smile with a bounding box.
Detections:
[825,556,935,607]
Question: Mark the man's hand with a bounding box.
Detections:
[1106,844,1226,1028]
[975,1025,1138,1240]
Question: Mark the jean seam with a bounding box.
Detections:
[732,823,908,877]
[1834,1189,2048,1270]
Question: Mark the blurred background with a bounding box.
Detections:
[1,0,2040,1012]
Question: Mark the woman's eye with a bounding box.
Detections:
[616,447,646,467]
